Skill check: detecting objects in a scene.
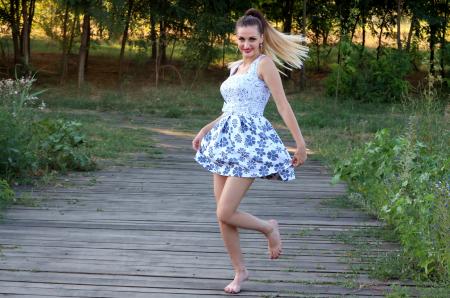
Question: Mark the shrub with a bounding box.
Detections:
[325,44,412,102]
[0,76,95,183]
[0,179,15,212]
[333,126,450,281]
[33,118,95,172]
[0,107,38,180]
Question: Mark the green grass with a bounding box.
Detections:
[328,195,450,296]
[42,111,162,165]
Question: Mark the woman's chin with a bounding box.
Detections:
[241,51,256,58]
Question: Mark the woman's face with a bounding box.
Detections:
[236,25,263,59]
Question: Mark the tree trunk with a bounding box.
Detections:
[316,38,320,72]
[282,0,294,78]
[376,15,386,60]
[150,13,157,59]
[350,14,360,42]
[405,14,416,52]
[84,18,91,71]
[159,20,167,65]
[60,0,70,84]
[170,27,181,62]
[98,0,104,39]
[119,0,134,81]
[68,12,79,56]
[429,24,437,74]
[300,0,307,89]
[441,0,448,78]
[323,30,329,46]
[361,14,366,48]
[20,0,28,66]
[10,0,21,65]
[397,0,402,50]
[282,0,294,33]
[27,0,35,61]
[78,13,90,88]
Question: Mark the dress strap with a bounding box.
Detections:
[250,54,265,74]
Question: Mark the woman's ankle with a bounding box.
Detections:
[235,266,248,274]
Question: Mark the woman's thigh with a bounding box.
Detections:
[217,177,254,215]
[213,173,228,204]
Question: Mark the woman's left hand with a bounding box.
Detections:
[291,145,307,167]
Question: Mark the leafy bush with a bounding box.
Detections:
[0,179,15,212]
[325,43,412,102]
[33,119,95,172]
[0,77,95,183]
[333,126,450,281]
[0,107,38,180]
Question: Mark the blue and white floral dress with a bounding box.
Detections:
[194,54,295,181]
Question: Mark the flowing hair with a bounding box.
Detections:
[230,8,308,74]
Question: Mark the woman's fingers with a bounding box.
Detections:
[193,140,199,151]
[292,150,307,167]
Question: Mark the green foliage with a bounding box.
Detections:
[0,77,95,183]
[333,125,450,281]
[178,1,250,69]
[0,77,46,115]
[0,179,15,212]
[33,119,94,171]
[0,107,37,180]
[325,44,412,102]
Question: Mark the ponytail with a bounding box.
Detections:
[233,8,308,74]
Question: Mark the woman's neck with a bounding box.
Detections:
[242,53,261,66]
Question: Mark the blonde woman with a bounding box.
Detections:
[192,8,308,294]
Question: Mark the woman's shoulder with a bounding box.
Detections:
[259,55,275,67]
[258,55,278,76]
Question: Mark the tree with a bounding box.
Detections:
[119,0,134,82]
[0,0,36,70]
[406,0,448,74]
[307,0,335,71]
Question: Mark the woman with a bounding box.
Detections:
[192,8,308,294]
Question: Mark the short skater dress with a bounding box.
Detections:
[194,54,295,181]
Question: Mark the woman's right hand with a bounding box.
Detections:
[192,130,205,151]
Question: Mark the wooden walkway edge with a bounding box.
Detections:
[0,118,414,297]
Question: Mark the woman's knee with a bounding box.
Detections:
[216,206,233,224]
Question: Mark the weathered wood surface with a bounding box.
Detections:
[0,120,414,297]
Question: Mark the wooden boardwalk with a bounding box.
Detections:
[0,120,406,297]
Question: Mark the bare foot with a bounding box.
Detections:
[266,219,282,259]
[224,268,249,294]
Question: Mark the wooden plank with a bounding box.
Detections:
[0,119,414,297]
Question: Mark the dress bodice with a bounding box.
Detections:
[219,55,270,116]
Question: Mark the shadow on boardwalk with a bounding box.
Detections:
[0,116,411,297]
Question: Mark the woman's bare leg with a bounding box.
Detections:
[218,177,282,259]
[213,174,248,294]
[215,176,282,293]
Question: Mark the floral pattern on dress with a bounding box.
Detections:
[194,55,295,182]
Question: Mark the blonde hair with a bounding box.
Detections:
[230,8,308,74]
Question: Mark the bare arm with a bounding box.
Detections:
[259,57,307,166]
[192,114,223,151]
[199,114,223,135]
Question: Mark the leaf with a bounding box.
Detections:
[331,174,341,185]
